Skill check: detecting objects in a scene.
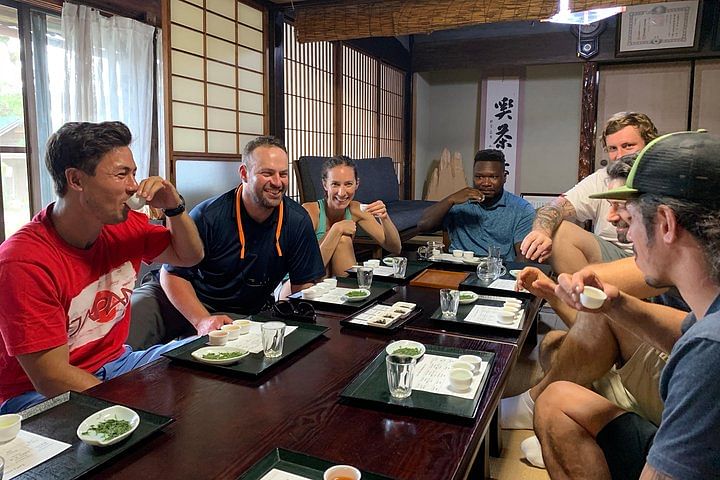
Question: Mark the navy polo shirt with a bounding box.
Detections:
[164,187,324,314]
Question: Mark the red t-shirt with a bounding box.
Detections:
[0,206,170,402]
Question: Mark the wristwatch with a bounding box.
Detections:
[163,194,186,217]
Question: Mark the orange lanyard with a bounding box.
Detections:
[235,185,284,259]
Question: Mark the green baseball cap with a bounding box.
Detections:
[590,130,720,201]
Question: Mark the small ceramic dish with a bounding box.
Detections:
[496,311,516,325]
[462,257,482,265]
[232,319,251,334]
[449,369,473,391]
[458,354,483,373]
[341,289,371,302]
[386,340,425,360]
[324,465,361,480]
[76,405,140,447]
[191,346,249,365]
[580,286,607,309]
[0,413,22,444]
[458,291,479,304]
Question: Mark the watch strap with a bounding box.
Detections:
[163,194,186,217]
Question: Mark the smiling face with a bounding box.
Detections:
[605,126,646,162]
[240,146,289,209]
[72,146,139,225]
[606,178,630,243]
[473,161,506,202]
[323,165,358,210]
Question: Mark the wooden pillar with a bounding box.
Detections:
[578,62,598,181]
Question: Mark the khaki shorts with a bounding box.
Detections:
[595,235,633,263]
[593,342,667,426]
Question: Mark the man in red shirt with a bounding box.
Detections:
[0,121,203,413]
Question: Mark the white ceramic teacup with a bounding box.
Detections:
[208,330,228,346]
[232,319,251,334]
[502,305,520,315]
[580,286,607,309]
[323,278,338,288]
[324,464,362,480]
[458,355,482,373]
[452,249,463,258]
[365,259,381,268]
[0,413,21,443]
[451,360,474,372]
[463,251,474,259]
[496,311,516,325]
[221,324,242,340]
[449,369,473,391]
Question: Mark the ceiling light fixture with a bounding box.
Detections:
[543,0,625,25]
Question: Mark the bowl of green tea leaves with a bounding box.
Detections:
[191,346,249,365]
[386,340,425,360]
[76,405,140,447]
[342,289,371,302]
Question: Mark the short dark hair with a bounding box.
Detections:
[601,112,659,149]
[45,121,132,196]
[606,153,638,182]
[634,194,720,285]
[321,155,357,182]
[242,136,287,168]
[474,149,505,165]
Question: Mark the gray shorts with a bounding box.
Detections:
[595,236,633,263]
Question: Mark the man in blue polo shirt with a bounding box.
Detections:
[417,149,534,261]
[129,136,325,348]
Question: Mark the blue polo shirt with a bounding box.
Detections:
[442,190,535,261]
[164,188,325,314]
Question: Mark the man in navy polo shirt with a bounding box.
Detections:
[129,136,324,348]
[417,149,534,261]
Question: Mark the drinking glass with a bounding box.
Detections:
[476,257,506,282]
[386,355,416,399]
[261,321,286,358]
[487,245,501,260]
[392,257,408,277]
[357,266,373,289]
[439,289,461,318]
[417,246,429,260]
[427,241,444,258]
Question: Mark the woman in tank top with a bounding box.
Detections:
[303,156,401,277]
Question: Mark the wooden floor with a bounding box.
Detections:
[489,307,567,480]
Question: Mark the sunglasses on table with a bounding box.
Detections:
[272,300,317,323]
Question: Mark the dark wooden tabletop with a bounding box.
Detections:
[82,313,516,480]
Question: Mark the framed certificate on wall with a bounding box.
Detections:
[618,0,700,54]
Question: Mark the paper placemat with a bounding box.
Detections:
[463,305,524,329]
[412,354,488,400]
[259,469,311,480]
[0,430,71,479]
[224,322,298,354]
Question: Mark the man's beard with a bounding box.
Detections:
[251,186,284,208]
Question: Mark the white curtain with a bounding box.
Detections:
[60,3,155,178]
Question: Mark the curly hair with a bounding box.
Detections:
[45,121,132,196]
[601,112,659,150]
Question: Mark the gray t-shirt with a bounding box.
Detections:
[647,294,720,479]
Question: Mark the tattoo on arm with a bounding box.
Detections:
[532,198,576,234]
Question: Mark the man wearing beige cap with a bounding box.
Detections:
[535,131,720,479]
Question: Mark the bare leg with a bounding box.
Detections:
[538,330,567,373]
[535,381,626,479]
[329,235,356,277]
[550,221,604,274]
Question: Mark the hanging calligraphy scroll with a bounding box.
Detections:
[483,77,520,193]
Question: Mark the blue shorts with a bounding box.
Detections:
[0,337,196,414]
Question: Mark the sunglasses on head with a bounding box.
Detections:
[272,300,317,323]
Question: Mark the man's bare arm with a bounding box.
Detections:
[17,345,101,398]
[639,463,674,480]
[521,197,577,262]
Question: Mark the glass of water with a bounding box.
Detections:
[392,257,408,277]
[357,266,373,289]
[386,355,416,399]
[261,321,286,358]
[439,289,461,318]
[488,245,502,260]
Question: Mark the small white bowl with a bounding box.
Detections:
[462,251,474,259]
[451,360,474,372]
[367,259,381,268]
[323,278,338,288]
[449,369,473,391]
[191,346,249,365]
[458,355,482,373]
[452,249,463,258]
[221,324,242,340]
[496,311,516,325]
[386,340,425,360]
[580,286,607,310]
[502,305,520,314]
[232,319,251,334]
[504,298,522,306]
[125,193,146,211]
[208,330,228,346]
[0,413,22,444]
[324,464,361,480]
[77,405,140,447]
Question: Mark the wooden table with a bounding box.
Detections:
[82,315,516,480]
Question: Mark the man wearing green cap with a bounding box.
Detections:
[534,131,720,479]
